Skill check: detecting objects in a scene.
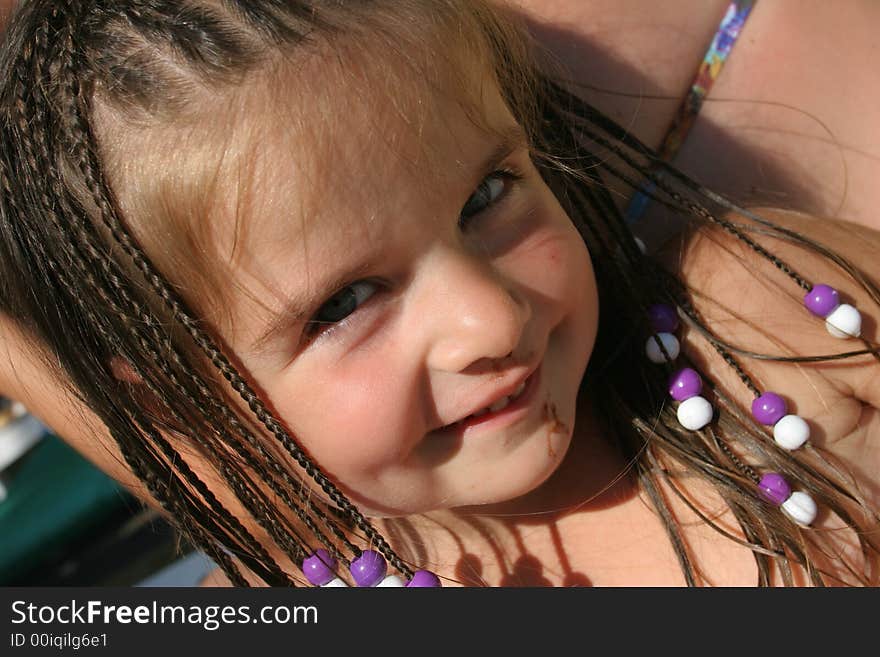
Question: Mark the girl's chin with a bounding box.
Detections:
[450,435,574,513]
[350,428,575,518]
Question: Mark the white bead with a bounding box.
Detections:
[645,332,680,363]
[634,236,647,255]
[781,491,818,526]
[825,304,861,338]
[676,395,714,431]
[322,577,349,587]
[773,414,810,450]
[376,575,406,587]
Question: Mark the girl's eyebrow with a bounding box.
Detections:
[249,260,374,356]
[248,125,529,358]
[461,125,530,179]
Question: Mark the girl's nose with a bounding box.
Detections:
[421,247,531,374]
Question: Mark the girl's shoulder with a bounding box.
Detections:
[667,206,880,311]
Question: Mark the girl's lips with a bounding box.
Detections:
[444,364,542,437]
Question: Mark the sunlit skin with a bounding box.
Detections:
[194,59,599,518]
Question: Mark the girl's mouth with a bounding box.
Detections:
[446,365,542,435]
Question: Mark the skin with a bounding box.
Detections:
[0,3,878,586]
[504,0,880,237]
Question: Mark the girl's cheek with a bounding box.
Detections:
[515,220,589,295]
[280,354,413,472]
[535,231,569,269]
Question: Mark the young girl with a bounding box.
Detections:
[0,0,877,587]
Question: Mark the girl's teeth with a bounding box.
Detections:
[488,396,511,413]
[462,377,530,422]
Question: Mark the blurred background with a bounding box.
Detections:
[0,395,216,586]
[0,3,214,589]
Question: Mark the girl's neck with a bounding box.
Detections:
[380,400,651,586]
[455,399,635,517]
[380,404,763,586]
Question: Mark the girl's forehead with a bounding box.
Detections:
[257,71,515,212]
[219,51,523,246]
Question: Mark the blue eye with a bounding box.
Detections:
[306,280,379,338]
[460,170,520,224]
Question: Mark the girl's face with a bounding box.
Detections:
[204,62,598,517]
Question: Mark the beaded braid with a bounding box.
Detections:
[1,0,421,586]
[669,280,879,530]
[539,139,877,582]
[12,3,320,585]
[15,144,298,584]
[545,84,878,585]
[537,81,879,583]
[43,59,359,572]
[531,110,738,583]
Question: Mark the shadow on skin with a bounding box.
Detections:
[518,17,829,235]
[380,396,636,587]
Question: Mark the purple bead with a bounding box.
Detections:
[751,392,787,425]
[301,549,337,586]
[349,550,387,587]
[406,570,442,588]
[803,284,840,318]
[648,304,679,333]
[668,368,702,401]
[758,472,792,506]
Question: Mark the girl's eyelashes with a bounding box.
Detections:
[459,168,523,228]
[303,280,381,342]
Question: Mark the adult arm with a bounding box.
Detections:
[501,0,880,232]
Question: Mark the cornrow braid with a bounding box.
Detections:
[66,0,414,580]
[14,2,311,584]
